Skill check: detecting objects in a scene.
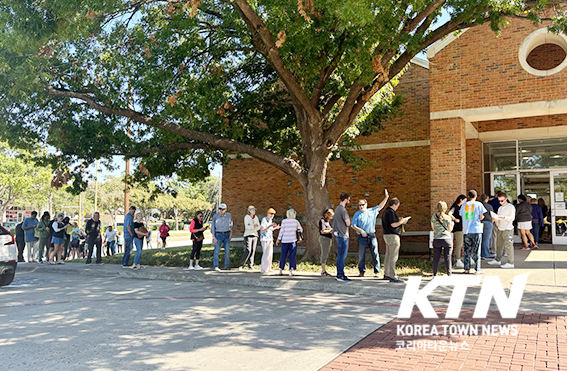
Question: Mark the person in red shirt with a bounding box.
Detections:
[159,221,170,249]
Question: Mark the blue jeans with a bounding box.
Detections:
[121,237,134,266]
[481,221,493,258]
[214,232,231,269]
[279,242,297,270]
[335,236,349,278]
[463,233,482,271]
[531,221,540,244]
[133,238,143,265]
[357,235,380,274]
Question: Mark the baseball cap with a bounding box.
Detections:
[219,203,227,209]
[267,208,276,214]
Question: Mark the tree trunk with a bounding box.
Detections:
[299,152,331,261]
[174,207,179,231]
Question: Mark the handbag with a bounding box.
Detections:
[34,227,41,239]
[296,221,303,242]
[195,235,204,242]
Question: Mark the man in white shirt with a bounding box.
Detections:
[488,191,516,269]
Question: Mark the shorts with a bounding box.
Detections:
[517,221,532,230]
[51,236,66,245]
[71,239,80,248]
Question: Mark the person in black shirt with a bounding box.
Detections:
[50,213,70,265]
[188,211,207,270]
[448,195,467,268]
[381,198,410,283]
[319,209,334,277]
[85,212,103,265]
[132,213,149,270]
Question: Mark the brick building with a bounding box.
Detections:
[223,17,567,251]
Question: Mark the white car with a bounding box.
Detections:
[0,225,17,287]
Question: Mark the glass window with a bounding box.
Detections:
[519,138,567,169]
[484,142,517,172]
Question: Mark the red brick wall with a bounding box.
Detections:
[473,114,567,132]
[430,118,467,208]
[466,139,483,194]
[430,18,567,113]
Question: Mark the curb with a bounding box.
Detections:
[15,264,474,304]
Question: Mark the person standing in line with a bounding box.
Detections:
[188,211,208,270]
[85,212,103,265]
[50,213,70,264]
[239,206,261,270]
[63,222,73,259]
[430,201,454,276]
[516,194,537,250]
[260,208,280,274]
[488,195,500,256]
[121,206,136,268]
[69,222,83,260]
[488,191,516,268]
[276,209,303,277]
[35,212,51,263]
[211,203,233,271]
[132,213,148,270]
[479,194,494,260]
[448,195,467,268]
[159,220,170,249]
[105,225,117,256]
[351,189,389,278]
[382,198,410,283]
[319,208,334,277]
[333,192,352,282]
[15,222,25,263]
[22,211,39,263]
[538,198,549,241]
[116,231,124,254]
[530,198,544,247]
[459,190,486,275]
[146,228,153,249]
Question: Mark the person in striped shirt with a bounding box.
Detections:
[276,209,303,277]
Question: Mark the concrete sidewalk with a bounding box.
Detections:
[16,243,567,314]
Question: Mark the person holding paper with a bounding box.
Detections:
[488,191,516,269]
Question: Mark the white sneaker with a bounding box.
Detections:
[195,265,202,269]
[214,267,221,272]
[455,260,464,269]
[474,270,485,275]
[501,263,515,269]
[487,260,502,266]
[187,266,195,270]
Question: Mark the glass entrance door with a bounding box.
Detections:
[491,173,519,201]
[551,173,567,245]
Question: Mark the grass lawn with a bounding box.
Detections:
[75,244,439,277]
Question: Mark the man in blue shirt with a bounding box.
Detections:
[351,189,389,277]
[459,190,486,274]
[22,211,39,262]
[121,206,136,268]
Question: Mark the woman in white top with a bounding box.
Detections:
[276,209,303,277]
[50,213,70,265]
[239,205,261,269]
[260,208,280,273]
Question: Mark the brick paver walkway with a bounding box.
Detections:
[322,309,567,371]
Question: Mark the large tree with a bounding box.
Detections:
[0,0,564,257]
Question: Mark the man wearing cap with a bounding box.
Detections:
[22,211,39,262]
[211,203,233,271]
[239,205,261,270]
[122,206,136,267]
[85,212,103,265]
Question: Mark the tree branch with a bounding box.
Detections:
[311,32,347,106]
[46,86,306,183]
[231,0,320,121]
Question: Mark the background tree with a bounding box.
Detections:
[0,142,52,222]
[0,0,564,258]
